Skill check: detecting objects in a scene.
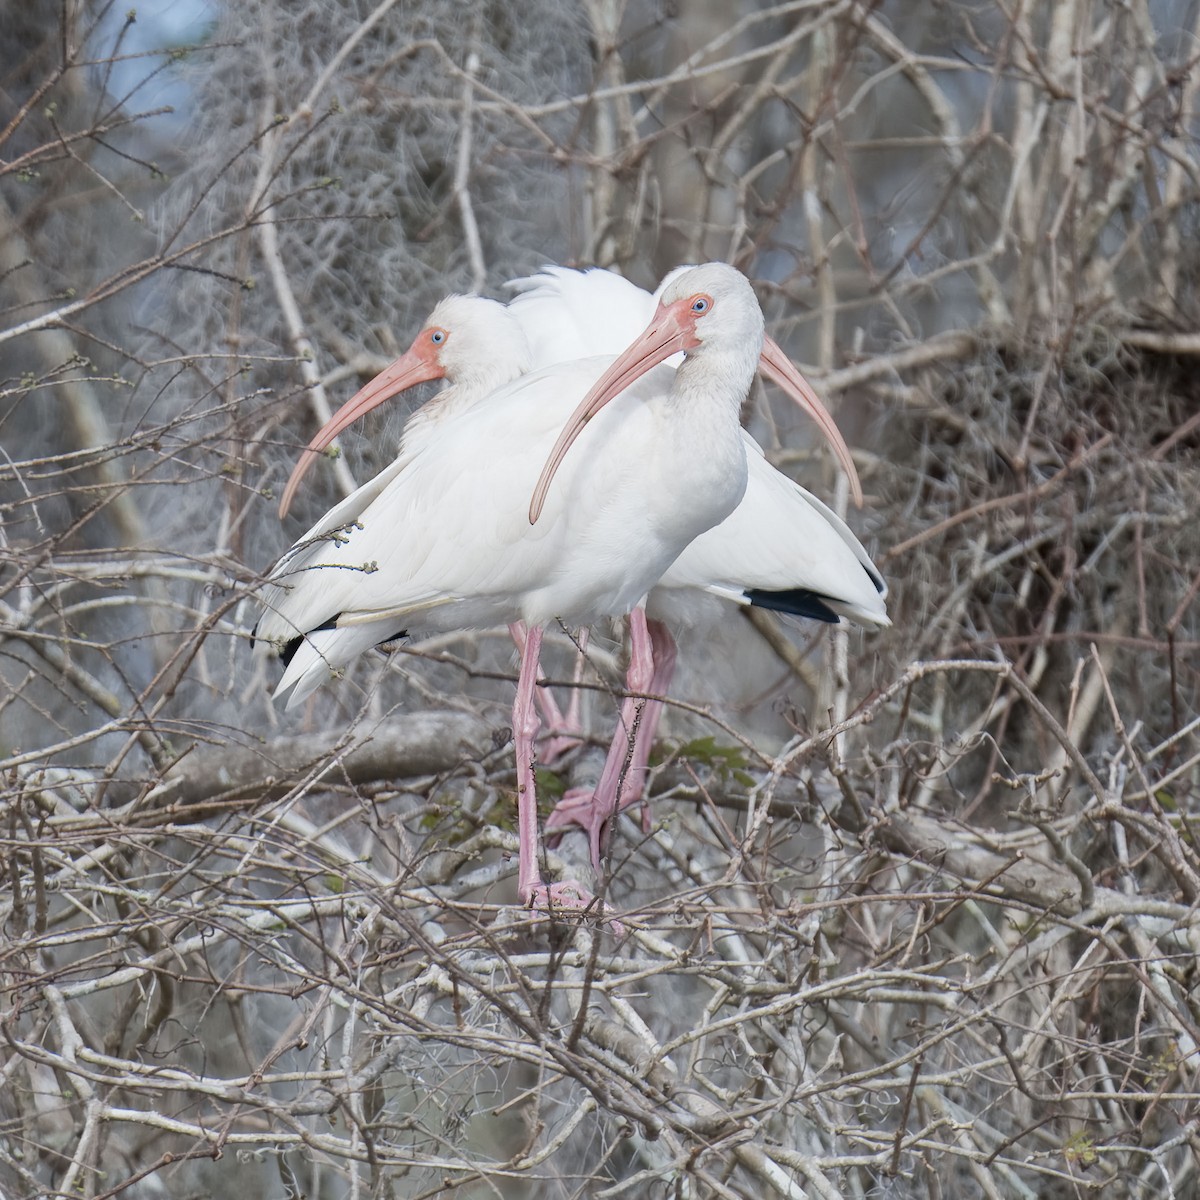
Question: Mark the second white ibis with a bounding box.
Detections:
[510,267,888,864]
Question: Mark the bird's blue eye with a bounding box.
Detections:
[431,330,446,344]
[691,297,710,313]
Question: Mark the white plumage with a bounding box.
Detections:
[262,262,889,884]
[506,266,887,864]
[507,266,888,630]
[258,263,774,913]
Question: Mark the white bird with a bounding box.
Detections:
[275,268,889,870]
[257,263,796,917]
[508,267,888,864]
[275,295,587,758]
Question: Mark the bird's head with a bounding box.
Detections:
[653,262,765,362]
[527,262,862,522]
[277,296,530,519]
[419,295,530,389]
[657,264,863,506]
[527,263,767,524]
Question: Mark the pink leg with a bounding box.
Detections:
[554,627,590,754]
[509,621,585,765]
[510,624,606,921]
[545,612,676,867]
[630,620,676,834]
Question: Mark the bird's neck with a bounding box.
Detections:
[645,346,756,536]
[402,379,485,451]
[671,343,758,423]
[427,373,508,422]
[456,356,527,393]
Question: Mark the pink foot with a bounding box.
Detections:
[544,786,610,867]
[639,797,653,835]
[522,879,623,934]
[544,790,657,869]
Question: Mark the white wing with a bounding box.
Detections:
[657,435,888,629]
[507,266,660,367]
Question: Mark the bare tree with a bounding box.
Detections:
[2,1,1199,1196]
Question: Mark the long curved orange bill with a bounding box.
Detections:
[758,336,862,508]
[528,297,700,524]
[278,349,442,519]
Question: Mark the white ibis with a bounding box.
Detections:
[507,267,888,865]
[257,263,798,917]
[273,296,585,756]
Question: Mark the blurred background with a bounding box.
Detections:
[2,1,1199,1195]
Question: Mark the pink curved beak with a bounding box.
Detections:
[529,296,701,524]
[759,336,862,508]
[278,348,443,519]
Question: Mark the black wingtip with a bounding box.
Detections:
[279,635,303,669]
[744,587,843,624]
[275,619,410,669]
[277,615,341,668]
